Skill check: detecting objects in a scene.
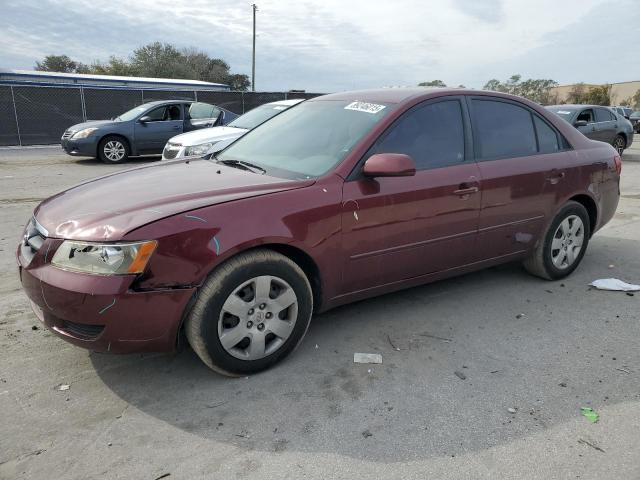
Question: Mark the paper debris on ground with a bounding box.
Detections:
[55,384,70,391]
[589,278,640,292]
[354,353,383,364]
[581,407,599,423]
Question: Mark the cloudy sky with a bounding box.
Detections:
[2,0,638,92]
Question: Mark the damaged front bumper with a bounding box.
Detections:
[17,237,195,354]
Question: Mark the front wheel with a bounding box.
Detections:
[98,136,129,163]
[185,249,313,376]
[523,201,591,280]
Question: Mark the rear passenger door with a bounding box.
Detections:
[594,107,617,144]
[468,97,573,262]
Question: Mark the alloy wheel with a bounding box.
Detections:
[104,140,125,161]
[613,136,625,155]
[218,275,298,360]
[550,215,584,269]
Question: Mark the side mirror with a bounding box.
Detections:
[139,116,151,123]
[362,153,416,178]
[574,120,588,127]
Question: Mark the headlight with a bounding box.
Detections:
[71,128,98,139]
[184,142,216,157]
[51,240,157,275]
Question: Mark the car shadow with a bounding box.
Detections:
[74,155,162,166]
[90,236,640,462]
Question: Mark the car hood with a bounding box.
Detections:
[168,126,248,147]
[66,120,115,132]
[35,159,315,241]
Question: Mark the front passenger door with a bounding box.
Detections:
[574,108,598,141]
[134,105,184,153]
[594,107,617,144]
[340,97,481,294]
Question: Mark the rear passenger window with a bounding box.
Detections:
[372,100,465,170]
[595,108,615,122]
[533,115,560,153]
[471,99,537,159]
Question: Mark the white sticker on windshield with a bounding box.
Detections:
[557,110,571,114]
[345,101,386,114]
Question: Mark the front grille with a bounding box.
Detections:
[62,130,73,140]
[62,320,105,340]
[163,144,179,159]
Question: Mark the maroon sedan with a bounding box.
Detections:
[18,88,621,375]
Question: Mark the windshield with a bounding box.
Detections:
[548,108,575,120]
[116,105,148,122]
[228,103,294,130]
[217,100,393,178]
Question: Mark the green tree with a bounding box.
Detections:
[91,56,138,76]
[418,80,446,87]
[566,83,587,104]
[482,75,558,104]
[130,42,191,78]
[226,73,251,91]
[583,84,612,106]
[35,55,87,73]
[632,89,640,110]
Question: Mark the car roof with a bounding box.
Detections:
[309,87,458,104]
[265,98,305,107]
[546,104,604,110]
[141,100,193,108]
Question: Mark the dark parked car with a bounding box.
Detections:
[630,111,640,133]
[612,106,633,119]
[61,101,238,163]
[546,104,634,155]
[19,89,620,375]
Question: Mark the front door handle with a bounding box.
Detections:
[453,185,479,196]
[172,126,180,130]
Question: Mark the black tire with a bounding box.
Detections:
[523,201,591,280]
[98,135,130,163]
[612,134,626,156]
[185,249,313,376]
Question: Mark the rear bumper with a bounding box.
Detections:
[18,240,196,354]
[61,137,97,157]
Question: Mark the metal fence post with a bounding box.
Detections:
[241,91,245,113]
[194,90,198,102]
[79,86,87,121]
[10,86,22,146]
[141,90,145,103]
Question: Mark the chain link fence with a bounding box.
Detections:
[0,85,322,146]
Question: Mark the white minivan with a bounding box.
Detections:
[162,98,304,160]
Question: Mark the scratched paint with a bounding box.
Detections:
[41,284,53,311]
[184,214,207,223]
[211,236,221,255]
[144,209,163,214]
[98,298,116,315]
[353,211,359,221]
[44,241,52,263]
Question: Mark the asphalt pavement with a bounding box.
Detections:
[0,141,639,479]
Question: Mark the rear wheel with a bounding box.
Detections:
[612,135,626,156]
[98,136,129,163]
[185,249,313,376]
[523,201,590,280]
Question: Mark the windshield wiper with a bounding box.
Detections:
[216,159,266,174]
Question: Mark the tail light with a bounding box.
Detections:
[613,154,622,176]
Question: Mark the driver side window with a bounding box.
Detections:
[145,106,168,122]
[576,109,595,124]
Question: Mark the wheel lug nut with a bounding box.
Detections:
[259,303,266,310]
[248,308,254,315]
[246,321,253,328]
[265,312,272,319]
[257,323,265,331]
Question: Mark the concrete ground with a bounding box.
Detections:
[1,142,639,480]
